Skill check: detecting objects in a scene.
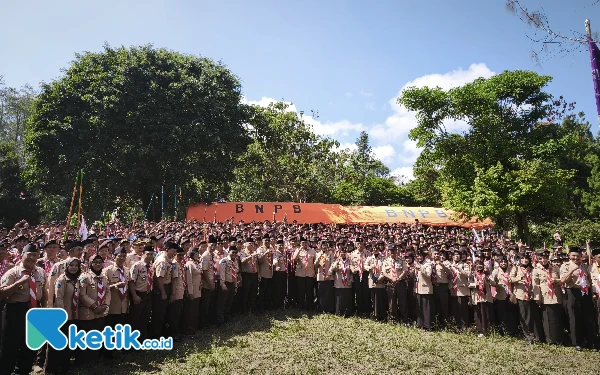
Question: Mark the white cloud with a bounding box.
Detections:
[243,96,364,137]
[372,144,396,164]
[334,142,358,153]
[397,139,421,166]
[366,102,375,111]
[371,63,495,143]
[344,92,353,97]
[360,90,372,97]
[391,167,415,183]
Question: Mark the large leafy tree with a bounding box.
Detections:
[229,102,342,203]
[0,141,39,226]
[24,44,250,220]
[399,70,577,244]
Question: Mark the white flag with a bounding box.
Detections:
[79,215,88,241]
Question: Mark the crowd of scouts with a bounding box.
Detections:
[0,219,599,375]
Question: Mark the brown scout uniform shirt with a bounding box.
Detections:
[315,250,334,282]
[153,253,174,285]
[1,265,46,304]
[273,249,286,272]
[365,255,386,289]
[533,264,561,304]
[416,262,433,295]
[78,270,111,320]
[490,266,512,301]
[129,260,152,292]
[185,260,203,298]
[293,248,317,278]
[350,249,371,274]
[54,273,78,320]
[328,258,353,289]
[451,261,471,297]
[104,264,130,314]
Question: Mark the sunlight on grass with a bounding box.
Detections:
[71,309,600,375]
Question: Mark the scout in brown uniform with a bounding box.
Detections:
[125,239,143,269]
[431,248,451,328]
[414,252,434,330]
[0,244,46,375]
[167,247,184,341]
[315,240,335,314]
[216,245,239,325]
[150,242,177,339]
[590,248,600,341]
[37,239,60,277]
[239,238,259,314]
[272,238,287,309]
[469,260,494,337]
[560,247,596,350]
[350,239,371,316]
[48,241,83,311]
[365,244,387,321]
[293,237,317,310]
[257,235,274,311]
[490,256,517,335]
[532,250,563,345]
[382,244,409,323]
[45,257,81,375]
[182,249,202,335]
[449,250,471,329]
[328,245,354,317]
[76,255,111,365]
[199,238,216,328]
[104,247,129,330]
[128,246,155,341]
[511,254,545,344]
[0,239,15,345]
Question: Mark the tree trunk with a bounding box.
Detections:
[515,212,530,246]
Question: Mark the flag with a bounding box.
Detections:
[472,228,481,243]
[589,35,600,124]
[79,215,88,241]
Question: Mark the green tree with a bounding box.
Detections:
[24,44,250,221]
[0,77,37,162]
[229,101,341,203]
[0,141,39,226]
[399,70,577,244]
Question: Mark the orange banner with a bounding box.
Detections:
[186,202,493,229]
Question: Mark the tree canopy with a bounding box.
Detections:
[399,70,578,243]
[23,44,250,220]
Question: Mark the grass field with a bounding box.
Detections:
[71,309,600,375]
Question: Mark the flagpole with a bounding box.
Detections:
[65,171,79,233]
[586,19,600,125]
[161,185,164,220]
[174,185,177,221]
[145,193,155,220]
[77,169,84,227]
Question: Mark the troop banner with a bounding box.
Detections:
[186,202,492,229]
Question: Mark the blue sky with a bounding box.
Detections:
[1,0,598,181]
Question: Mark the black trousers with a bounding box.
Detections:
[259,277,274,311]
[183,297,200,334]
[296,276,315,309]
[473,302,494,336]
[216,282,235,324]
[287,267,297,307]
[209,281,220,323]
[417,294,435,330]
[241,272,258,313]
[335,288,354,317]
[167,299,183,337]
[150,283,172,339]
[0,302,36,375]
[272,271,287,309]
[406,282,418,323]
[44,321,74,375]
[104,313,127,357]
[518,299,545,342]
[128,291,151,341]
[541,304,564,345]
[565,288,597,348]
[387,282,409,323]
[318,280,335,313]
[371,288,388,321]
[199,288,213,328]
[450,295,470,329]
[433,283,450,327]
[353,272,371,315]
[75,318,105,366]
[494,299,517,336]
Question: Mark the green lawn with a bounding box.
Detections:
[72,309,600,375]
